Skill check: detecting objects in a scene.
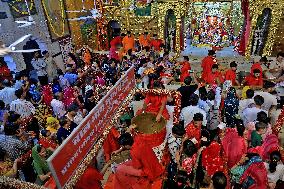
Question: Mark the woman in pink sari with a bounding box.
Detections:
[63,86,76,108]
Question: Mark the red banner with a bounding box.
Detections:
[47,67,136,189]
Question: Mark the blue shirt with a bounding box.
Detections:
[64,73,78,85]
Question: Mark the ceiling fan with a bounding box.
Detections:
[0,34,40,56]
[14,0,35,28]
[67,0,102,21]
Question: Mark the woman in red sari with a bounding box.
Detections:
[180,56,191,83]
[221,125,247,169]
[0,58,12,81]
[141,81,170,121]
[42,84,53,106]
[113,133,164,189]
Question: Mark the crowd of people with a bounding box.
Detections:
[0,30,283,189]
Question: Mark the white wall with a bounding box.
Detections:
[0,0,63,72]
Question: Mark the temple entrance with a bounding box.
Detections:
[251,8,272,56]
[107,20,121,46]
[164,9,176,52]
[183,1,244,57]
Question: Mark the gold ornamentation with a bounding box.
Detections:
[245,0,284,57]
[41,0,66,37]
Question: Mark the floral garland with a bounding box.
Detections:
[272,105,284,135]
[136,88,181,124]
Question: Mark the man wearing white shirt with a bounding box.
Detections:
[238,89,255,115]
[50,92,66,119]
[180,94,207,127]
[254,90,277,112]
[31,51,47,84]
[241,95,268,126]
[10,88,35,119]
[137,62,149,88]
[0,80,17,107]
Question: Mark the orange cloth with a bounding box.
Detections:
[110,36,122,48]
[201,56,217,80]
[139,34,151,47]
[225,69,237,85]
[103,127,120,162]
[244,74,263,87]
[205,71,224,85]
[180,61,191,82]
[122,35,135,52]
[185,122,201,147]
[144,94,170,120]
[150,39,163,51]
[75,167,103,189]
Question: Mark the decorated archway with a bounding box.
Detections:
[107,20,121,46]
[164,9,176,52]
[251,8,272,56]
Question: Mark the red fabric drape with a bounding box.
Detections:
[238,0,250,55]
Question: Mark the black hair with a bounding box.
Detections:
[246,89,254,99]
[127,31,131,34]
[236,122,245,137]
[263,81,276,89]
[257,111,270,124]
[183,139,197,157]
[67,103,79,112]
[230,61,237,68]
[184,76,192,85]
[172,123,185,137]
[7,111,20,123]
[199,87,207,101]
[0,147,6,161]
[253,69,261,74]
[118,133,134,146]
[15,88,24,99]
[276,52,284,58]
[153,80,163,89]
[4,122,19,136]
[212,171,227,189]
[183,56,189,61]
[200,129,211,147]
[255,122,267,131]
[208,50,216,56]
[259,56,268,62]
[212,64,219,69]
[193,112,203,122]
[42,50,48,55]
[175,170,189,188]
[189,94,199,106]
[57,69,64,76]
[0,100,5,110]
[207,89,216,101]
[254,95,264,106]
[15,72,22,81]
[59,117,69,127]
[269,151,281,173]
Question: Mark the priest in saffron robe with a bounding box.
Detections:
[180,56,191,83]
[250,56,267,78]
[150,34,163,51]
[201,50,217,81]
[205,64,224,85]
[139,32,151,48]
[122,31,135,52]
